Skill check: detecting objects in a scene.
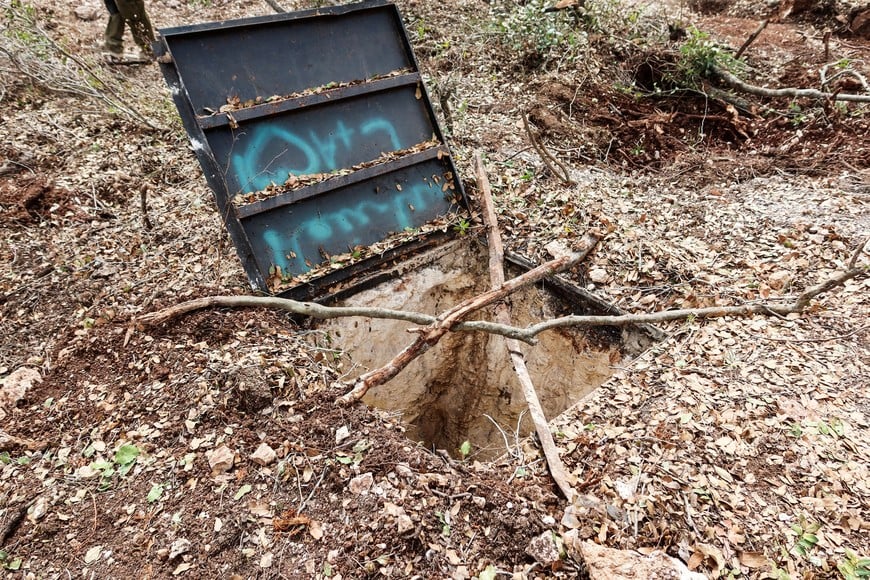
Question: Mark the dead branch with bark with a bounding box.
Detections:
[474,150,576,502]
[138,237,867,345]
[711,65,870,103]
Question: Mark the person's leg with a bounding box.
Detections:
[103,0,124,54]
[114,0,155,55]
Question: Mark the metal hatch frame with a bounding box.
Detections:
[155,0,468,301]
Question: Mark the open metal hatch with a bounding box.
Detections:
[155,0,468,301]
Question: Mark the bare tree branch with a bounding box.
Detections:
[475,151,576,503]
[712,65,870,103]
[136,294,541,344]
[335,236,599,404]
[734,19,768,60]
[523,113,575,185]
[263,0,286,13]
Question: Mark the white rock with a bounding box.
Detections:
[571,539,707,579]
[348,472,373,495]
[0,367,41,419]
[397,514,414,534]
[27,496,49,522]
[169,538,190,560]
[526,531,560,567]
[84,545,102,564]
[251,443,276,466]
[73,4,100,20]
[335,425,350,444]
[206,445,234,474]
[588,268,609,284]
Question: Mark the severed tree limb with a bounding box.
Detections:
[711,65,870,103]
[137,239,867,347]
[734,19,768,60]
[335,237,599,404]
[522,114,575,185]
[474,151,576,502]
[263,0,286,13]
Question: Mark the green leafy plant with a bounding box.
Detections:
[147,483,164,503]
[454,218,471,235]
[816,417,845,438]
[458,440,472,460]
[790,515,821,558]
[335,439,370,466]
[435,511,451,537]
[676,27,742,88]
[89,444,140,490]
[0,550,22,571]
[837,548,870,580]
[491,0,587,65]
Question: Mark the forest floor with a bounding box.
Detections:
[1,0,868,578]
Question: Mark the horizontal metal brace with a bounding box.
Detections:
[235,145,447,219]
[197,72,422,129]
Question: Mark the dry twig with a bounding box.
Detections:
[522,114,575,185]
[474,150,576,502]
[734,19,768,60]
[712,65,870,103]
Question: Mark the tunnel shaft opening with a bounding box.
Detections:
[320,239,656,460]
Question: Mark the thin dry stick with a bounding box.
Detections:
[734,19,768,60]
[140,185,152,230]
[712,65,870,102]
[522,114,575,185]
[474,150,577,502]
[137,294,541,344]
[336,243,597,404]
[263,0,286,12]
[137,252,867,346]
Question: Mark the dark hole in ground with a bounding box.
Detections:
[319,238,656,460]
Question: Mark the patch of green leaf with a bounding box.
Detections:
[838,548,870,580]
[147,483,164,503]
[790,515,821,558]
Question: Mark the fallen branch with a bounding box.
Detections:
[137,294,540,345]
[335,235,599,404]
[712,65,870,103]
[263,0,286,13]
[522,113,575,185]
[138,240,867,348]
[734,19,768,60]
[474,151,576,503]
[820,62,870,93]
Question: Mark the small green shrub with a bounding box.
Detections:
[676,27,742,87]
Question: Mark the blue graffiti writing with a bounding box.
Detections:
[231,118,404,194]
[263,183,437,275]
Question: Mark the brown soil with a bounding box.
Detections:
[1,0,868,578]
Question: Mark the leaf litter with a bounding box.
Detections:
[0,0,868,578]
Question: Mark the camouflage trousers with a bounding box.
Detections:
[103,0,155,55]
